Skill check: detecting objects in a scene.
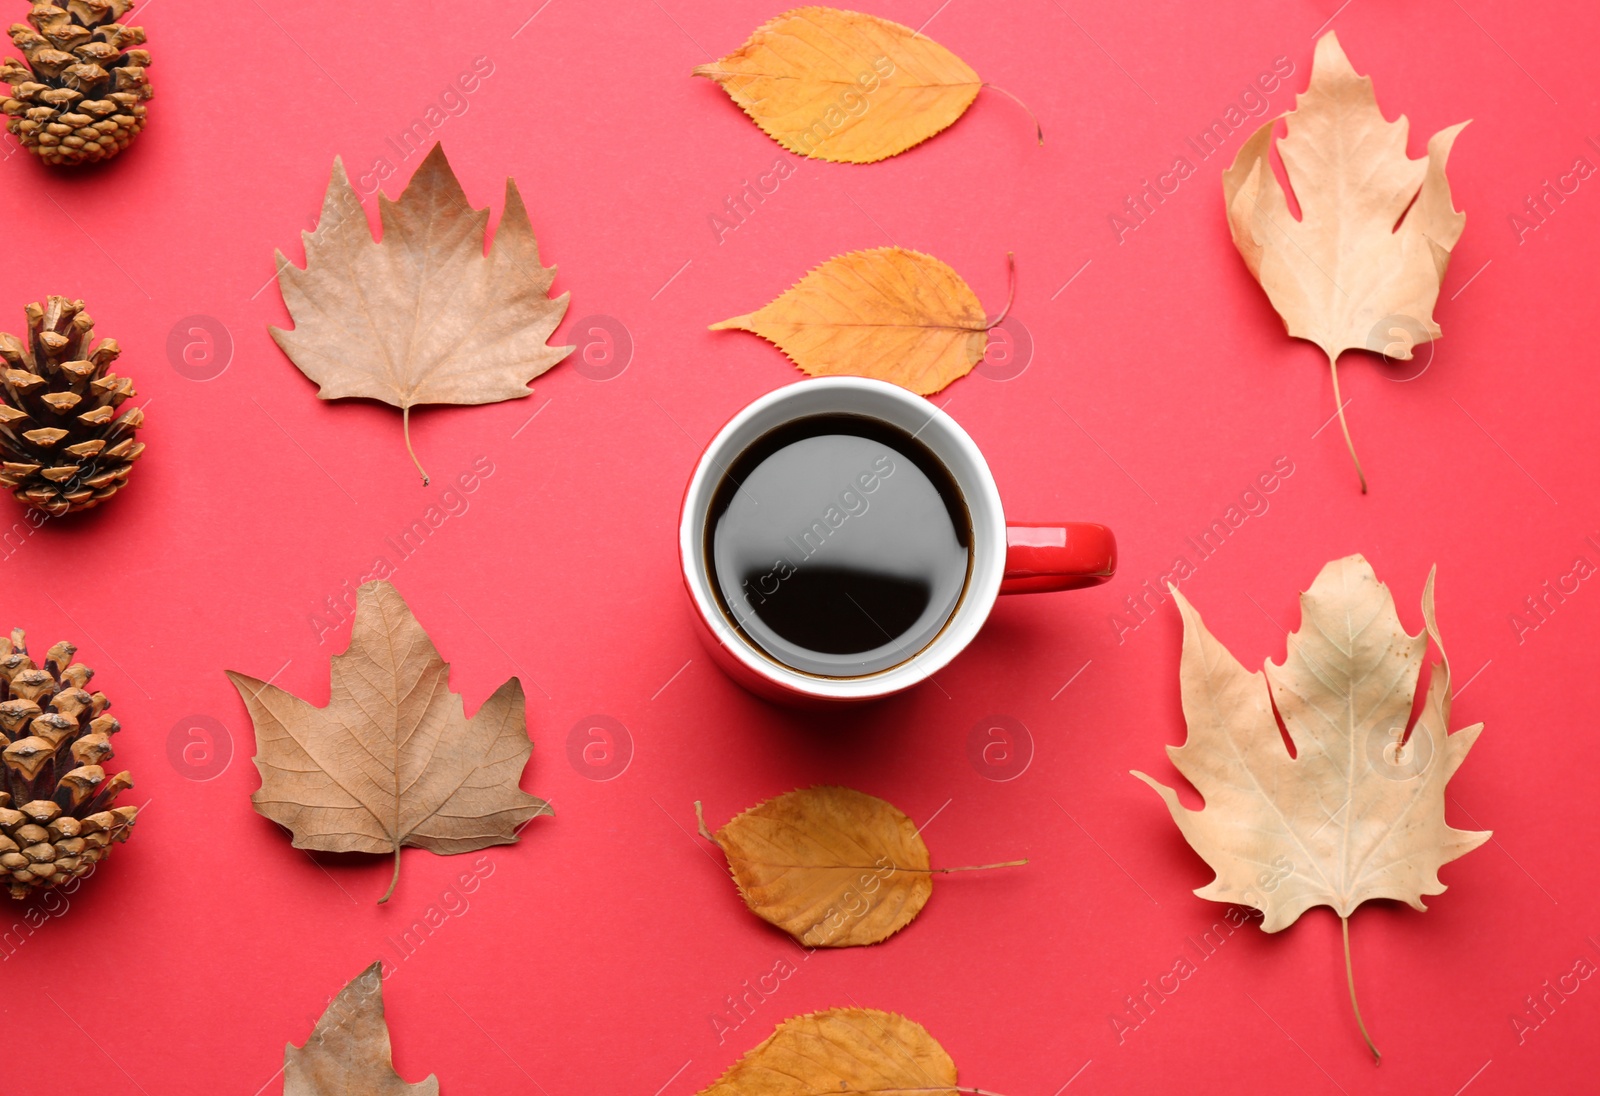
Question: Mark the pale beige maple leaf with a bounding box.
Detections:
[1223,33,1467,491]
[1133,554,1489,1059]
[271,143,572,485]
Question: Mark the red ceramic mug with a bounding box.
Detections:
[678,377,1115,704]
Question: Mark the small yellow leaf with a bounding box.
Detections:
[698,1008,959,1096]
[702,786,932,947]
[693,6,981,163]
[710,246,990,396]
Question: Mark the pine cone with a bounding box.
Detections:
[0,0,151,167]
[0,296,145,516]
[0,630,135,900]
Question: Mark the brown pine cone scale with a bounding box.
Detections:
[0,295,145,516]
[0,0,151,166]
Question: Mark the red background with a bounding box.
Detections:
[1,1,1596,1093]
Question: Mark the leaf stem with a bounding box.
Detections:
[1342,915,1380,1063]
[379,846,401,905]
[984,251,1017,331]
[1327,356,1367,494]
[930,859,1029,873]
[693,800,714,841]
[980,82,1044,145]
[402,405,431,486]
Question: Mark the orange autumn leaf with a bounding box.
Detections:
[698,1008,961,1096]
[693,7,983,164]
[710,246,1006,396]
[697,786,1024,947]
[699,786,930,947]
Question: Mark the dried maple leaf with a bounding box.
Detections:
[699,1008,963,1096]
[227,581,550,903]
[1133,554,1489,1059]
[696,786,1022,947]
[271,143,572,485]
[710,247,1011,396]
[284,962,437,1096]
[695,7,1037,164]
[1223,33,1467,492]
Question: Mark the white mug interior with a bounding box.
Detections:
[680,377,1006,701]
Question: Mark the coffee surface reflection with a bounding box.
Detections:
[707,414,971,677]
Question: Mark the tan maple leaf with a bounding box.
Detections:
[284,962,437,1096]
[1133,554,1489,1059]
[1223,33,1467,492]
[710,247,1011,396]
[694,6,1032,164]
[699,1008,960,1096]
[227,581,550,903]
[696,786,1023,947]
[271,143,572,484]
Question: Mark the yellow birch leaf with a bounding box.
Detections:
[693,6,982,164]
[1223,33,1467,492]
[698,1008,959,1096]
[710,246,995,396]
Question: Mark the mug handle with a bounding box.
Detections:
[1000,523,1117,595]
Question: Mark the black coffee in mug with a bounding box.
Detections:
[706,413,972,677]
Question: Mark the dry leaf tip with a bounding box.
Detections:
[285,962,439,1094]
